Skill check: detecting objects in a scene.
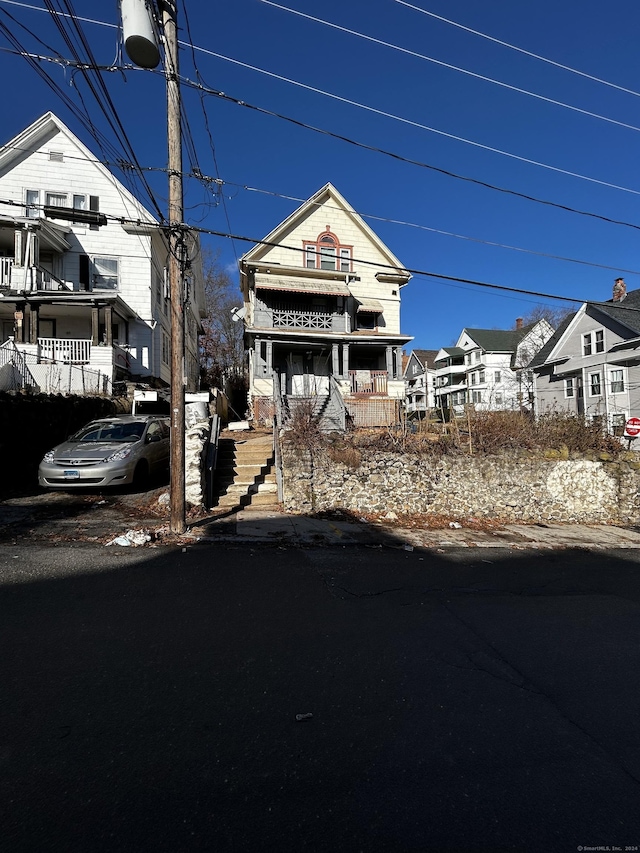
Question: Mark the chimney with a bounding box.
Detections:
[515,317,523,330]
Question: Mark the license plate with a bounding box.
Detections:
[63,470,80,480]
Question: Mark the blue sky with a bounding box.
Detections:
[2,0,640,349]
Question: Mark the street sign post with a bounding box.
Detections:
[624,417,640,438]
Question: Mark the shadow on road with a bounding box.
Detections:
[2,537,640,851]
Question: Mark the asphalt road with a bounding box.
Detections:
[2,541,640,852]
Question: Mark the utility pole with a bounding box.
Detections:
[160,0,186,534]
[122,0,186,534]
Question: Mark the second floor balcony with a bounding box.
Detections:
[254,302,349,334]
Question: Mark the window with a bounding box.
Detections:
[73,194,86,210]
[595,330,604,353]
[49,151,64,162]
[583,333,592,356]
[589,372,601,396]
[474,351,480,363]
[612,414,626,437]
[45,192,67,208]
[92,256,119,290]
[610,369,624,393]
[162,332,170,365]
[465,353,471,365]
[472,390,482,404]
[470,372,477,385]
[25,189,39,218]
[479,370,486,383]
[565,378,575,398]
[494,370,501,383]
[495,393,503,406]
[303,229,352,272]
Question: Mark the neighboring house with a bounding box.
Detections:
[0,112,205,395]
[531,283,640,436]
[240,183,412,429]
[403,348,438,415]
[434,318,554,416]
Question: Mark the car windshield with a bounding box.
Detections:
[70,422,146,443]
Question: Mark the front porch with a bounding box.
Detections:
[250,338,406,428]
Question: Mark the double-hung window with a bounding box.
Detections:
[565,377,575,398]
[25,189,40,218]
[583,333,592,356]
[92,256,119,291]
[589,372,601,396]
[494,370,501,383]
[610,369,624,393]
[595,330,604,353]
[479,370,486,383]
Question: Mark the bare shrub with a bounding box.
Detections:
[282,399,325,455]
[327,440,362,469]
[324,410,622,459]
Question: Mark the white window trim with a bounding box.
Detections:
[582,332,592,356]
[609,368,625,394]
[589,371,602,397]
[564,377,575,398]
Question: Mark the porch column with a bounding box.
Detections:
[104,306,113,347]
[14,303,25,343]
[91,307,100,346]
[395,346,403,379]
[29,304,39,344]
[265,339,273,376]
[385,345,393,378]
[332,343,340,378]
[342,343,349,379]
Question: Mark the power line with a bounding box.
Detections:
[186,52,640,198]
[259,0,640,136]
[395,1,640,100]
[2,125,640,280]
[41,0,165,221]
[186,221,640,311]
[178,75,640,231]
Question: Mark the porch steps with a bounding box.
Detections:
[213,434,279,511]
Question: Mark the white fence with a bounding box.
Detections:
[0,341,109,394]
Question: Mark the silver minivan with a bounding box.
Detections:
[38,415,170,489]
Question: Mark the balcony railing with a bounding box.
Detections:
[39,337,91,364]
[272,308,333,330]
[349,369,388,395]
[0,257,12,286]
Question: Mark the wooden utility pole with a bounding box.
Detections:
[161,0,186,533]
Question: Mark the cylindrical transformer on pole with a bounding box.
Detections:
[121,0,160,69]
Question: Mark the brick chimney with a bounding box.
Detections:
[613,278,627,302]
[515,317,523,330]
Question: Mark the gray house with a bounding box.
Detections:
[531,283,640,435]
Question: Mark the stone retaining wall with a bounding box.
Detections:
[282,446,640,524]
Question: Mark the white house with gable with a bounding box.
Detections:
[240,183,412,429]
[0,112,205,395]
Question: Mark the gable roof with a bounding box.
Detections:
[240,182,410,280]
[530,288,640,369]
[591,287,640,335]
[529,313,576,368]
[0,112,157,223]
[412,348,439,369]
[461,324,537,353]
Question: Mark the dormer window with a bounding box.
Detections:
[304,228,352,272]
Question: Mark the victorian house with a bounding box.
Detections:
[0,112,205,395]
[240,184,412,429]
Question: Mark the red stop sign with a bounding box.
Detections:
[625,417,640,436]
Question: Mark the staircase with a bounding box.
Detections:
[213,434,279,511]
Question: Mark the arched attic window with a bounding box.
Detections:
[304,227,352,272]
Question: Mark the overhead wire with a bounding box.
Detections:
[258,0,640,136]
[394,0,640,100]
[42,0,165,221]
[182,51,640,198]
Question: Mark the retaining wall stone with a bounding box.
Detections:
[281,445,640,524]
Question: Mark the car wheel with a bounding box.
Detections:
[132,460,149,490]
